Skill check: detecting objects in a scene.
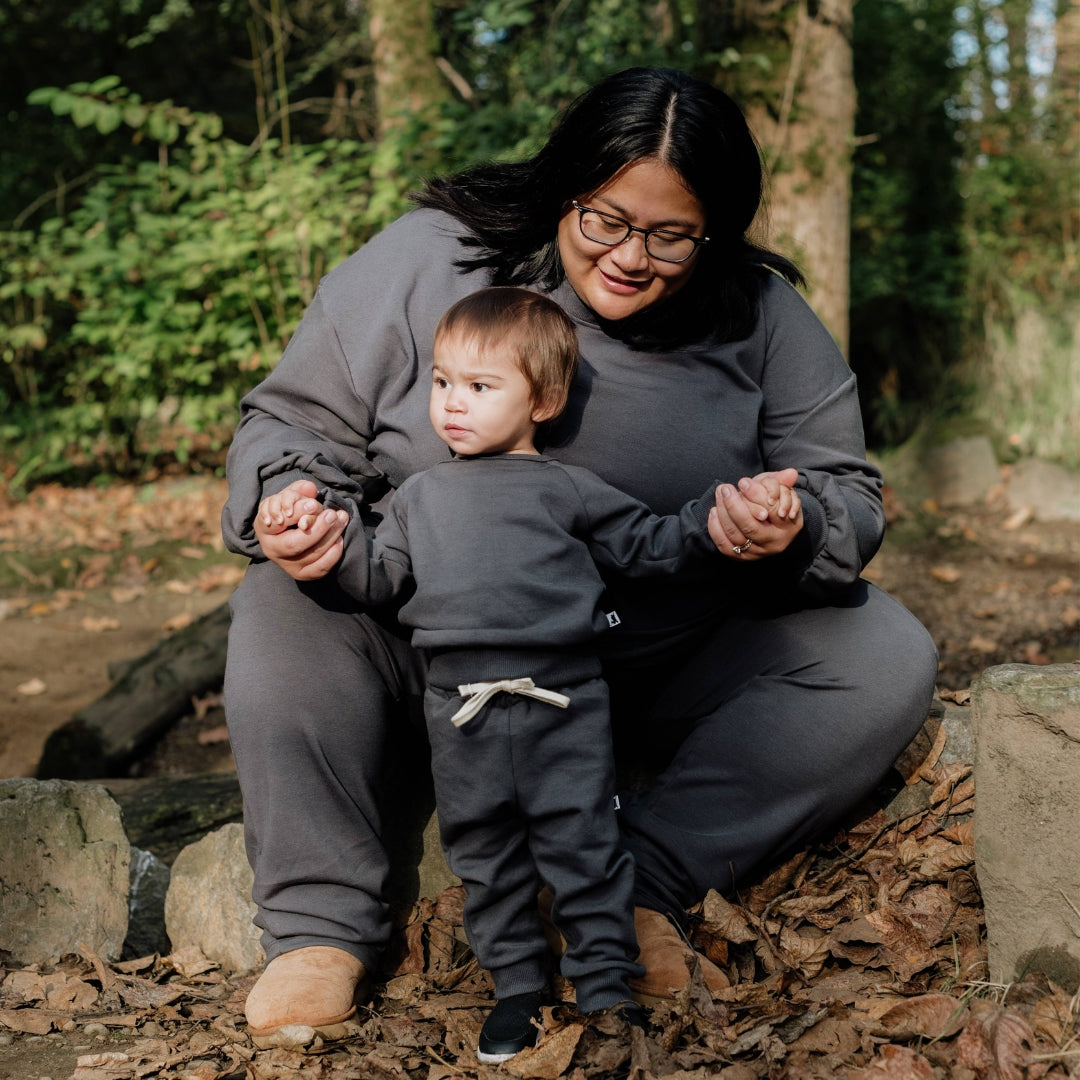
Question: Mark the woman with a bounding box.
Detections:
[221,66,937,1043]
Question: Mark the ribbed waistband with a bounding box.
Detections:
[426,647,601,690]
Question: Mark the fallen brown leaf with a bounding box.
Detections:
[164,946,217,978]
[505,1020,584,1078]
[853,1042,937,1078]
[938,687,971,705]
[1020,640,1051,665]
[940,819,975,846]
[196,724,230,746]
[1047,576,1074,596]
[773,890,849,920]
[893,720,943,786]
[877,993,968,1039]
[930,565,961,583]
[776,925,830,979]
[1002,506,1034,530]
[196,563,246,591]
[0,1007,57,1034]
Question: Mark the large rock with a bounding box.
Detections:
[1006,458,1080,522]
[921,436,1001,508]
[973,663,1080,991]
[164,823,264,975]
[0,779,130,965]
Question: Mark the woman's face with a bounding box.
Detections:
[557,159,707,322]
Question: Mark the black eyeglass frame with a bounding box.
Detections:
[571,201,710,264]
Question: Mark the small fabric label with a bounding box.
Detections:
[605,610,621,628]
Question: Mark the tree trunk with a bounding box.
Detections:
[705,0,856,354]
[368,0,449,139]
[365,0,451,213]
[1053,0,1079,265]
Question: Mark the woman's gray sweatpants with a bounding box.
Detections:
[224,559,937,973]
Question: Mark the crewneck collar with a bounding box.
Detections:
[453,451,549,463]
[549,278,600,328]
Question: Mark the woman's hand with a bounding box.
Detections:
[708,468,803,559]
[254,479,349,581]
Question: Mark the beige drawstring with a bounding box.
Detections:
[450,677,571,728]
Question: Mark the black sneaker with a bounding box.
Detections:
[477,990,544,1063]
[612,1000,649,1030]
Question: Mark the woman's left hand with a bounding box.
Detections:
[708,468,803,559]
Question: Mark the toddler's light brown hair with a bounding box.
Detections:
[435,287,578,420]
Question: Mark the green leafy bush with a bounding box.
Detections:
[1,80,378,485]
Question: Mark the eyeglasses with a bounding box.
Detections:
[571,201,709,264]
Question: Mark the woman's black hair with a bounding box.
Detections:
[414,66,804,348]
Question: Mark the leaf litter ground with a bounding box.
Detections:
[2,772,1078,1079]
[1,476,1079,1078]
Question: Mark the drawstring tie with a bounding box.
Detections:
[450,677,571,728]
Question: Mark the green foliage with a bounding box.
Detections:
[0,81,378,484]
[7,0,1073,484]
[948,0,1079,466]
[432,0,696,169]
[0,0,256,227]
[1,0,702,487]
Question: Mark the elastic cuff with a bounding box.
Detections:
[573,967,641,1012]
[488,957,549,999]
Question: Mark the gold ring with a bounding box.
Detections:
[732,538,753,554]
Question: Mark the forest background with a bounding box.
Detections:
[0,0,1076,493]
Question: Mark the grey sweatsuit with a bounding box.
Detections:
[221,209,938,975]
[329,451,718,1008]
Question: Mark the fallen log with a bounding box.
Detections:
[36,601,231,780]
[102,772,244,865]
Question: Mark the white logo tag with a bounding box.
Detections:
[605,610,621,628]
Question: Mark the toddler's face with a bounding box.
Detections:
[429,334,542,456]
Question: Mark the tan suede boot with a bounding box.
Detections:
[245,946,366,1048]
[628,907,730,1003]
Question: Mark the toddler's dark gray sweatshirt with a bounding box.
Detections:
[330,453,717,659]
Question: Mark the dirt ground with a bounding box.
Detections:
[0,472,1078,1080]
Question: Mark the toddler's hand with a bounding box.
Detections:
[258,480,322,535]
[736,468,801,525]
[254,479,348,581]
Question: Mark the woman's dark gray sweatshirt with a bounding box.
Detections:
[222,209,885,655]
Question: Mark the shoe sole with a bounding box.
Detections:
[249,1014,360,1049]
[476,1032,539,1063]
[477,1047,524,1064]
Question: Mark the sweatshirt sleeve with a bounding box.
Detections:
[220,290,389,558]
[755,277,885,598]
[562,467,720,575]
[321,487,414,608]
[220,210,478,560]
